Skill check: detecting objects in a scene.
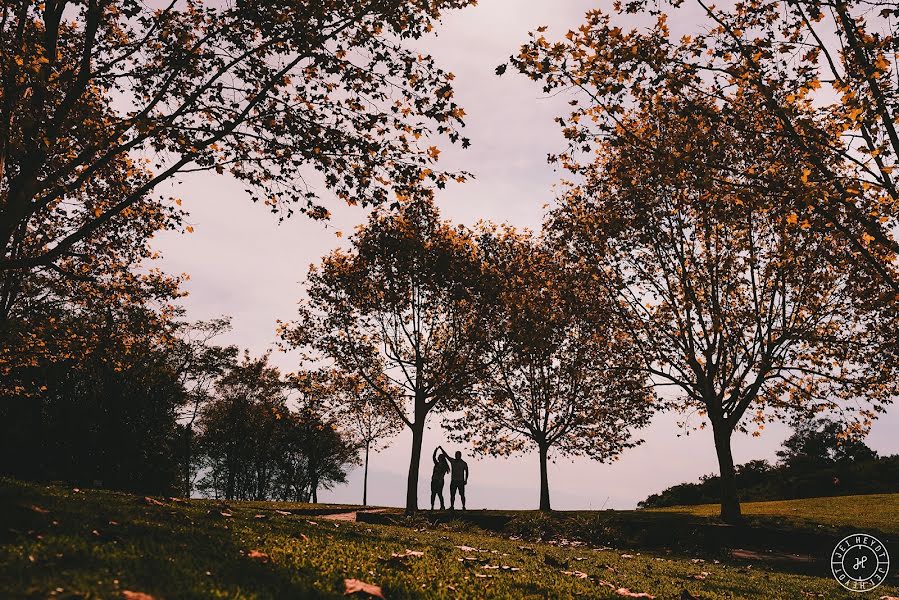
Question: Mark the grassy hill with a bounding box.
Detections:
[649,493,899,536]
[1,479,897,599]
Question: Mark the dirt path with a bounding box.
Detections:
[320,508,389,523]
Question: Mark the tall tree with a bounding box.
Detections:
[196,351,287,500]
[0,0,472,281]
[171,317,238,497]
[280,197,487,512]
[544,92,898,522]
[329,370,403,506]
[446,226,653,510]
[507,0,899,295]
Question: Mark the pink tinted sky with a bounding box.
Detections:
[154,0,899,509]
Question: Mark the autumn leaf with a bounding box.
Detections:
[246,550,270,562]
[122,591,160,600]
[143,497,165,506]
[343,578,384,598]
[615,588,656,599]
[25,504,50,514]
[427,146,441,160]
[561,570,590,579]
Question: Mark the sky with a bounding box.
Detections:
[153,0,899,510]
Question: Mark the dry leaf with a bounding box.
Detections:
[122,591,159,600]
[26,504,50,514]
[343,578,384,598]
[615,588,655,599]
[391,549,423,559]
[275,510,292,516]
[143,497,165,506]
[247,550,269,562]
[879,596,899,600]
[253,514,268,520]
[561,570,589,579]
[219,510,233,518]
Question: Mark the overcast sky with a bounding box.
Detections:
[154,0,899,510]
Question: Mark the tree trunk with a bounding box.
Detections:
[363,440,370,506]
[538,443,551,512]
[225,461,236,501]
[713,424,742,523]
[405,420,425,514]
[183,426,192,498]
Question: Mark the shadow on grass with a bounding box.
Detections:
[0,480,357,599]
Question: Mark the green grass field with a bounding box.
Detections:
[1,479,896,599]
[649,493,899,536]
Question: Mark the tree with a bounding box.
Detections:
[0,266,192,494]
[170,318,238,497]
[507,1,899,295]
[279,197,487,512]
[329,370,403,506]
[0,0,472,281]
[446,226,653,510]
[777,417,878,469]
[196,353,359,503]
[543,91,897,522]
[196,351,287,500]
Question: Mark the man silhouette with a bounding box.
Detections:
[430,446,449,510]
[440,448,468,510]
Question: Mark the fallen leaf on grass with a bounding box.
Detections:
[253,514,268,520]
[615,588,655,599]
[620,553,635,559]
[143,497,165,506]
[275,510,292,516]
[246,550,269,562]
[25,504,50,514]
[879,596,899,600]
[561,570,589,579]
[380,549,424,567]
[219,510,233,518]
[122,591,159,600]
[456,545,479,552]
[344,578,384,598]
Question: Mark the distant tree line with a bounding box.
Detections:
[639,418,899,508]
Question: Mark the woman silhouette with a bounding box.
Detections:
[430,445,450,510]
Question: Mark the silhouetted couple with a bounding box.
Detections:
[430,445,468,510]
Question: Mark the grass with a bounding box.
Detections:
[1,479,897,599]
[649,493,899,536]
